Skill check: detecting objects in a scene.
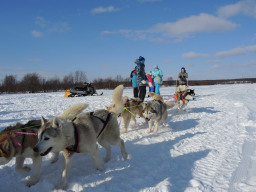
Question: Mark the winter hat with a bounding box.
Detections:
[181,67,185,70]
[154,65,158,68]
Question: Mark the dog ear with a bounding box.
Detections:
[1,140,11,157]
[52,117,61,128]
[41,116,47,126]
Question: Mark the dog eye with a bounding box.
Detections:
[44,137,49,141]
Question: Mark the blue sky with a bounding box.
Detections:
[0,0,256,81]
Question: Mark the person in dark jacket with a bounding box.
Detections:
[130,68,138,98]
[135,56,147,101]
[176,67,188,92]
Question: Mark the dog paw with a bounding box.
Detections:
[50,155,59,164]
[56,182,66,190]
[104,157,110,163]
[147,129,152,134]
[26,179,38,187]
[121,129,127,134]
[123,153,128,160]
[97,166,104,171]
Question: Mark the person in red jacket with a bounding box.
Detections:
[147,71,154,94]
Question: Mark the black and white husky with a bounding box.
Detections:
[174,89,195,110]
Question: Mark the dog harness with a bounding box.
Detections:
[65,112,111,153]
[174,92,186,104]
[65,122,80,153]
[89,112,111,139]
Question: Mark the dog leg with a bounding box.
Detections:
[147,120,153,133]
[57,151,74,190]
[15,156,31,174]
[26,156,42,187]
[121,115,131,134]
[50,152,59,164]
[131,116,136,126]
[98,140,111,162]
[153,121,159,133]
[90,145,104,171]
[119,139,128,160]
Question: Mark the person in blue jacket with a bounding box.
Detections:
[152,65,163,95]
[130,68,138,98]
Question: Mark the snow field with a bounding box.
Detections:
[0,84,256,192]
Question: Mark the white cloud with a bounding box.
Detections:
[48,22,70,33]
[33,16,69,36]
[149,13,237,36]
[217,0,256,18]
[35,16,48,27]
[103,13,238,42]
[247,45,256,53]
[230,60,256,67]
[182,51,211,59]
[32,30,43,37]
[211,64,221,69]
[91,6,119,14]
[215,45,256,58]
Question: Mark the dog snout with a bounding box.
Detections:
[33,146,39,153]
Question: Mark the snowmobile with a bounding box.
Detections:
[64,83,103,97]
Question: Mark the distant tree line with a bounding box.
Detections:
[1,70,255,94]
[0,71,132,94]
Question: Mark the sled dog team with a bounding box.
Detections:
[0,85,195,189]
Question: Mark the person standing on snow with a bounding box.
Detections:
[152,65,163,96]
[147,71,154,95]
[176,67,188,92]
[130,68,138,98]
[135,56,147,101]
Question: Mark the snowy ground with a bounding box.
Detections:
[1,84,256,192]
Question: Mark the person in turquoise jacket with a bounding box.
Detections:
[130,68,138,98]
[152,65,163,95]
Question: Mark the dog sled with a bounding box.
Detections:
[64,82,103,97]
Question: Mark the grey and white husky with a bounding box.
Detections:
[142,99,175,133]
[33,85,128,190]
[0,103,87,187]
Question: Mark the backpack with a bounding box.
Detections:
[155,75,163,84]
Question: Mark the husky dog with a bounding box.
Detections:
[107,85,125,116]
[174,89,195,110]
[34,85,128,189]
[147,92,164,102]
[142,95,175,133]
[107,96,144,134]
[0,103,87,187]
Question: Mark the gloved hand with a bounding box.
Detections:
[141,80,147,84]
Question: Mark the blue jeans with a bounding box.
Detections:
[155,84,160,95]
[149,86,154,92]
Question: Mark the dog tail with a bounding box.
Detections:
[109,85,124,115]
[60,103,89,120]
[165,101,175,109]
